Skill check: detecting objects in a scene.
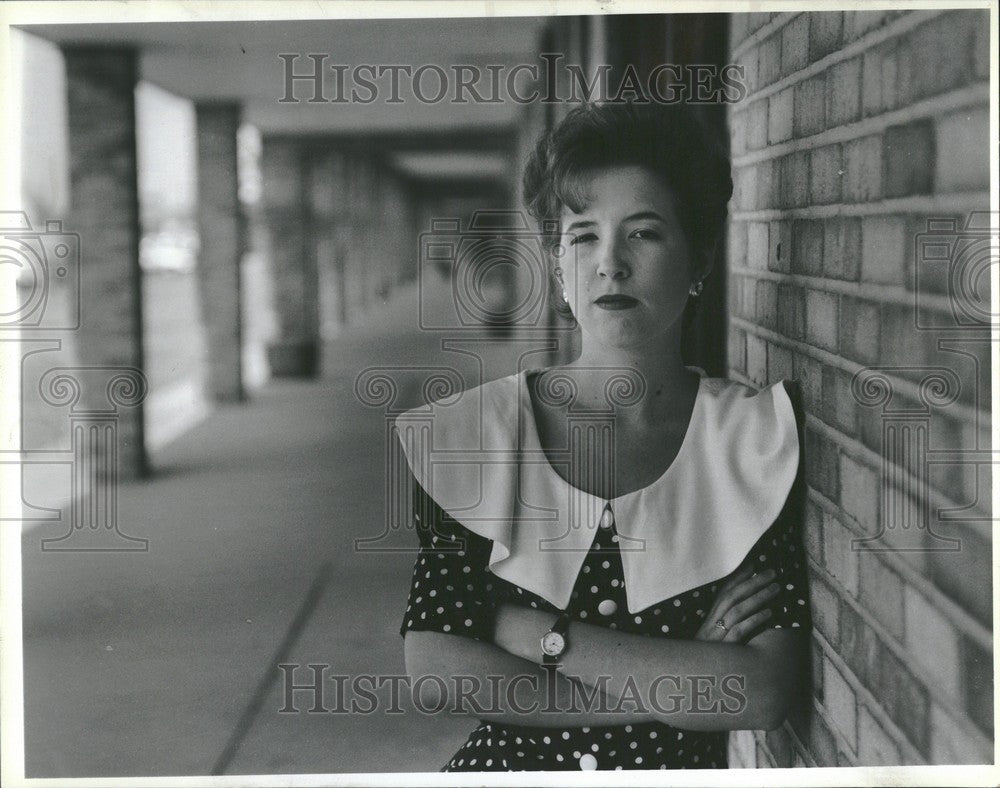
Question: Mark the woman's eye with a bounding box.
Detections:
[630,228,662,241]
[568,232,597,245]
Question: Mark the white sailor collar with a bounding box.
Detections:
[394,368,800,614]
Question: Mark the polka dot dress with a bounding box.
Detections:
[401,475,811,772]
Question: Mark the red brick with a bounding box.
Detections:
[793,352,823,414]
[860,215,906,285]
[741,45,759,95]
[767,342,794,383]
[821,365,858,434]
[776,282,805,340]
[805,426,840,501]
[878,301,931,367]
[903,585,961,700]
[822,512,859,595]
[837,296,881,365]
[858,551,904,640]
[907,11,982,101]
[734,164,758,210]
[809,12,844,62]
[822,218,862,281]
[755,279,778,329]
[735,274,755,320]
[756,157,781,210]
[793,74,826,137]
[839,453,879,535]
[822,657,858,750]
[728,326,747,375]
[843,11,889,41]
[861,40,900,117]
[779,150,811,207]
[757,31,783,87]
[730,107,747,156]
[809,710,839,766]
[781,15,809,75]
[883,121,935,197]
[883,649,931,756]
[747,332,767,386]
[727,220,747,269]
[843,135,882,202]
[826,57,862,126]
[858,704,902,765]
[767,87,794,144]
[934,107,990,192]
[747,99,769,151]
[810,573,841,646]
[747,221,769,270]
[790,219,824,276]
[930,704,991,764]
[767,219,791,273]
[839,602,883,693]
[804,498,825,563]
[810,143,843,204]
[765,726,795,767]
[805,288,838,351]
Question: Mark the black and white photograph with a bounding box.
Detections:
[0,0,996,784]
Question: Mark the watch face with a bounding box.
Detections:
[541,631,565,656]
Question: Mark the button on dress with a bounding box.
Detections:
[398,372,811,771]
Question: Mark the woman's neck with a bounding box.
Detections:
[561,327,698,423]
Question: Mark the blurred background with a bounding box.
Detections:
[7,8,993,777]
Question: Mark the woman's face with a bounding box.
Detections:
[557,165,698,351]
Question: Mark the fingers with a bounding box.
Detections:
[727,580,781,625]
[707,568,777,626]
[724,607,773,643]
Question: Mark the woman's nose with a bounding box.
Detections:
[596,239,631,280]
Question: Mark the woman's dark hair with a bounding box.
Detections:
[522,101,733,320]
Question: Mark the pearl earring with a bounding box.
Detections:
[689,280,704,297]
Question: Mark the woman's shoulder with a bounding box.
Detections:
[700,375,802,432]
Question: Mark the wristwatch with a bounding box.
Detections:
[540,612,571,666]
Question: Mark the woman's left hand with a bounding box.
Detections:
[694,564,780,643]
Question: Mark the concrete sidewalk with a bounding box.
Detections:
[20,277,542,777]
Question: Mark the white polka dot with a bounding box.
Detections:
[562,731,570,740]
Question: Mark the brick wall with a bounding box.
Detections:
[725,10,992,767]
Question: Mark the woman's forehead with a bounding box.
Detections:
[558,165,679,220]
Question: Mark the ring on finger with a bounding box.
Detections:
[715,619,728,632]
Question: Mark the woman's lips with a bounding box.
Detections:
[593,294,639,310]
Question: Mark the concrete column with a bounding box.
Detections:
[63,46,147,478]
[195,102,245,401]
[261,137,318,377]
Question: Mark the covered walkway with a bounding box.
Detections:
[21,280,486,776]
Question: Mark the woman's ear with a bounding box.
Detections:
[693,239,719,285]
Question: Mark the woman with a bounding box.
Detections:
[397,100,810,771]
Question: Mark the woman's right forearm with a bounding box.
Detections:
[403,630,656,728]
